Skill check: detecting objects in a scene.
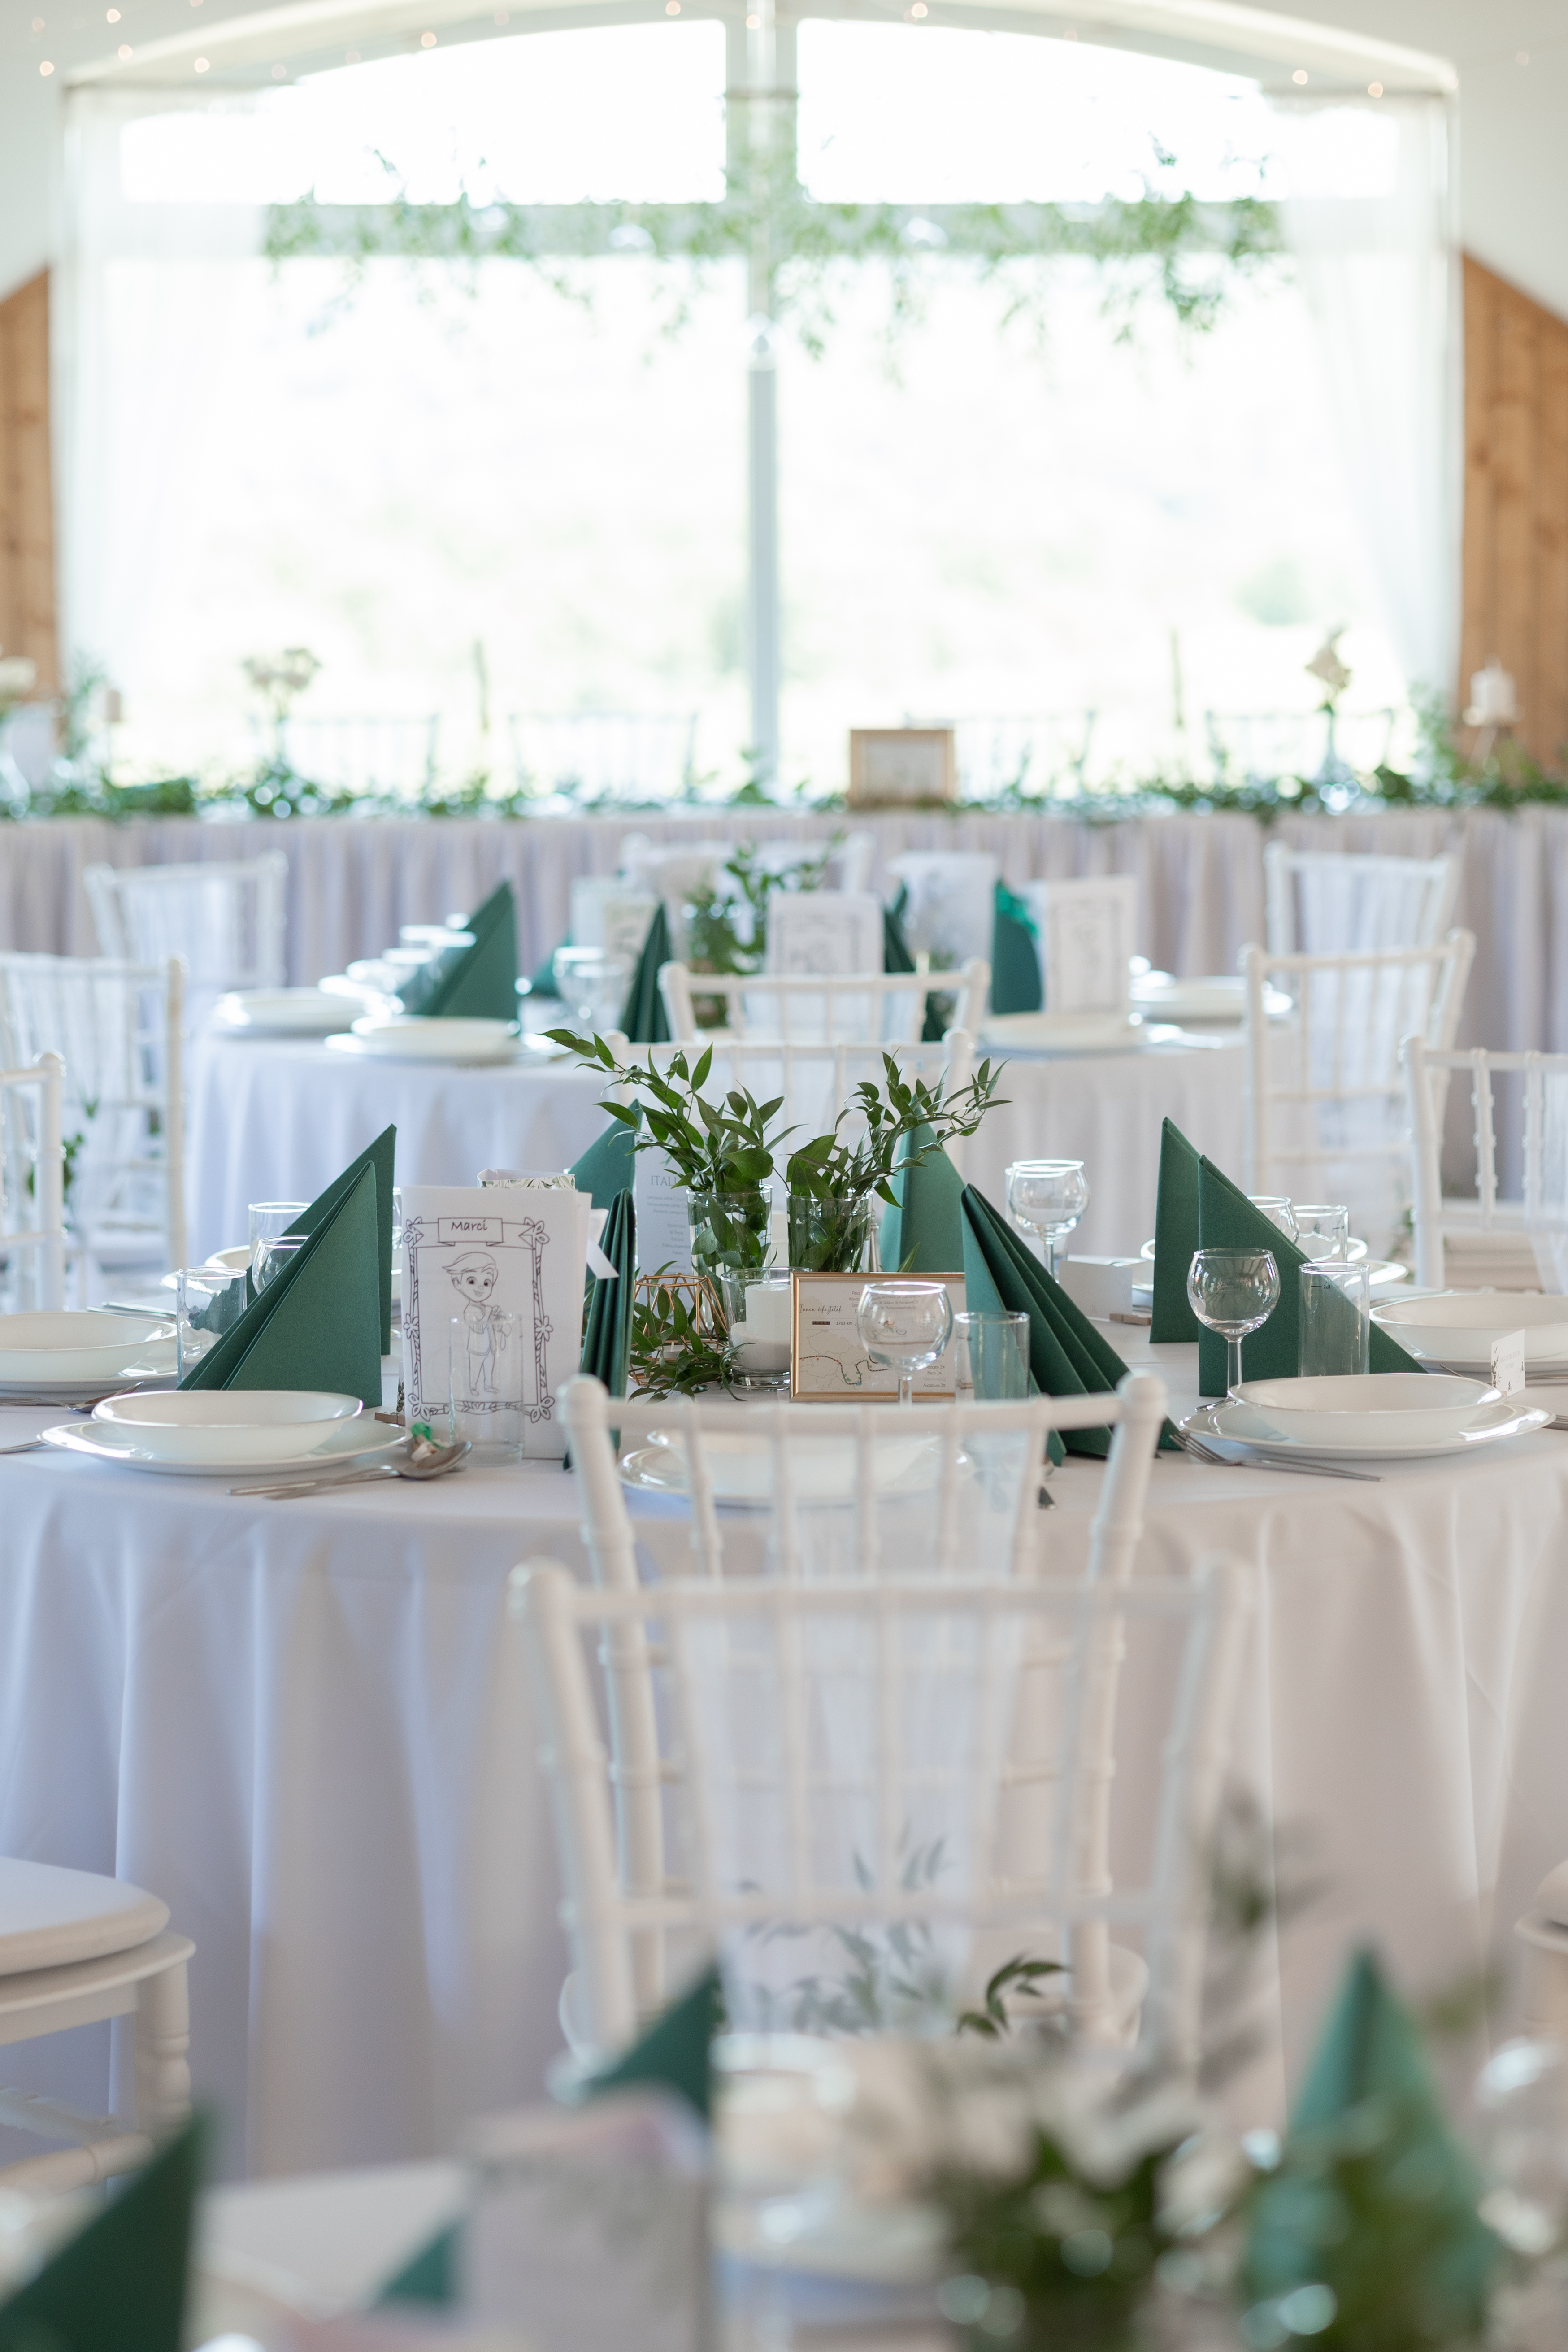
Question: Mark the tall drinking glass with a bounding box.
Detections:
[856,1281,954,1407]
[1292,1205,1351,1261]
[1299,1261,1371,1377]
[1005,1161,1090,1280]
[953,1311,1030,1401]
[1248,1197,1298,1239]
[254,1236,307,1291]
[249,1200,307,1275]
[1186,1247,1281,1398]
[174,1264,250,1381]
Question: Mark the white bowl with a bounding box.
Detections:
[91,1389,362,1465]
[1371,1291,1568,1367]
[347,1017,519,1062]
[0,1310,177,1382]
[1233,1373,1499,1448]
[211,989,353,1038]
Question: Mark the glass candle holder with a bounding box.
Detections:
[718,1266,794,1390]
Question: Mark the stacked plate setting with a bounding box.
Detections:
[328,1016,522,1067]
[41,1390,403,1479]
[1202,1373,1549,1464]
[210,989,361,1040]
[0,1311,178,1404]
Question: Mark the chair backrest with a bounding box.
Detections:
[658,960,989,1049]
[516,1548,1248,2074]
[1206,710,1398,789]
[512,713,698,800]
[1403,1036,1568,1291]
[274,715,439,795]
[1263,843,1459,957]
[561,1370,1169,2044]
[85,856,287,1009]
[0,1052,65,1312]
[955,713,1097,797]
[1242,930,1473,1252]
[886,853,1000,971]
[0,956,185,1276]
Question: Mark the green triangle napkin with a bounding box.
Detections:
[284,1124,396,1353]
[180,1161,383,1407]
[960,1184,1173,1459]
[377,2226,459,2308]
[620,901,673,1044]
[1151,1118,1205,1343]
[885,890,945,1042]
[580,1190,635,1396]
[991,880,1043,1016]
[879,1128,964,1273]
[401,881,519,1022]
[0,2118,204,2352]
[1243,1949,1501,2342]
[571,1119,637,1210]
[587,1962,722,2124]
[1196,1152,1423,1396]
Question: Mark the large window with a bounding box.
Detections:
[70,18,1428,791]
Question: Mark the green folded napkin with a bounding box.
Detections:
[180,1161,383,1407]
[284,1123,396,1353]
[580,1190,635,1395]
[620,900,673,1044]
[879,1128,964,1273]
[587,1961,722,2124]
[378,2225,459,2308]
[1194,1149,1422,1396]
[1151,1118,1205,1343]
[960,1184,1173,1459]
[1243,1949,1501,2343]
[399,880,519,1022]
[571,1119,637,1210]
[0,2117,204,2352]
[991,880,1043,1016]
[885,889,945,1042]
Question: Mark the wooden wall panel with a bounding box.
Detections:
[1461,253,1568,769]
[0,270,57,696]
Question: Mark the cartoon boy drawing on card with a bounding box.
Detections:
[445,1250,508,1396]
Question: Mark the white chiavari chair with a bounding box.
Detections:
[1263,842,1459,956]
[1403,1036,1568,1293]
[0,1052,65,1313]
[0,1856,193,2193]
[516,1547,1248,2079]
[86,854,287,1033]
[276,713,439,796]
[555,1373,1173,2056]
[1242,930,1474,1253]
[0,955,186,1294]
[658,959,989,1049]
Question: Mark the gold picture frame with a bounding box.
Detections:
[791,1271,966,1401]
[847,726,957,809]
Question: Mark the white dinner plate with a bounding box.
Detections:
[0,1311,178,1383]
[1129,973,1293,1024]
[328,1017,521,1066]
[1371,1291,1568,1372]
[979,1012,1146,1053]
[1204,1393,1550,1463]
[620,1430,961,1507]
[210,989,354,1039]
[1137,1237,1394,1281]
[1232,1373,1498,1449]
[41,1413,402,1479]
[92,1388,363,1465]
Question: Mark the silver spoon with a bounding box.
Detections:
[230,1438,471,1500]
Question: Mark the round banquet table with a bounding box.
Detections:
[4,1337,1568,2181]
[187,1030,1249,1262]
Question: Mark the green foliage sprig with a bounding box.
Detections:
[628,1275,738,1399]
[684,836,841,981]
[546,1033,792,1196]
[785,1050,1004,1209]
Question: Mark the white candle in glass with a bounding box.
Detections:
[734,1276,792,1373]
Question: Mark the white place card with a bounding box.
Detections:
[791,1271,965,1400]
[1025,875,1137,1016]
[569,876,657,965]
[634,1148,692,1278]
[400,1184,589,1456]
[1491,1330,1528,1397]
[765,889,883,976]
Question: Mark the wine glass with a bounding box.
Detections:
[1248,1197,1298,1239]
[552,946,630,1033]
[856,1281,955,1408]
[1005,1160,1089,1281]
[1186,1247,1280,1400]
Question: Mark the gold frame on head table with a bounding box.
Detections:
[847,727,957,809]
[791,1271,966,1401]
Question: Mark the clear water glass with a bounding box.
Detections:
[254,1235,308,1291]
[1248,1196,1298,1239]
[953,1310,1029,1401]
[552,945,630,1033]
[249,1200,307,1273]
[1299,1260,1371,1377]
[174,1264,250,1381]
[1186,1246,1281,1397]
[856,1280,955,1407]
[448,1309,526,1460]
[1293,1204,1351,1261]
[1006,1159,1090,1281]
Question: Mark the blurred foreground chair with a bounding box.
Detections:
[0,1856,192,2193]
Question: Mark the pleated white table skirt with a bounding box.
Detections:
[0,1336,1562,2179]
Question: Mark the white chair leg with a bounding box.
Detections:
[134,1959,191,2135]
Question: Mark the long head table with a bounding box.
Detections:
[2,1334,1563,2181]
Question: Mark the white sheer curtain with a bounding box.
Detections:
[1273,93,1460,702]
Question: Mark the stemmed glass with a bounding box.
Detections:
[1186,1247,1281,1400]
[1006,1160,1090,1281]
[856,1281,954,1408]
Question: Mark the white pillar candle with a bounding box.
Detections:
[734,1277,792,1373]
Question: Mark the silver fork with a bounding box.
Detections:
[1173,1428,1381,1482]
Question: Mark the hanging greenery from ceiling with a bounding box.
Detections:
[265,136,1283,353]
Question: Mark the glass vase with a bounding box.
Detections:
[786,1193,882,1274]
[687,1189,772,1286]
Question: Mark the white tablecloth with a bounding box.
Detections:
[187,1033,1248,1262]
[4,1343,1567,2180]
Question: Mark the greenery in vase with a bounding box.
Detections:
[785,1051,1006,1271]
[628,1274,738,1399]
[545,1034,792,1204]
[684,837,841,984]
